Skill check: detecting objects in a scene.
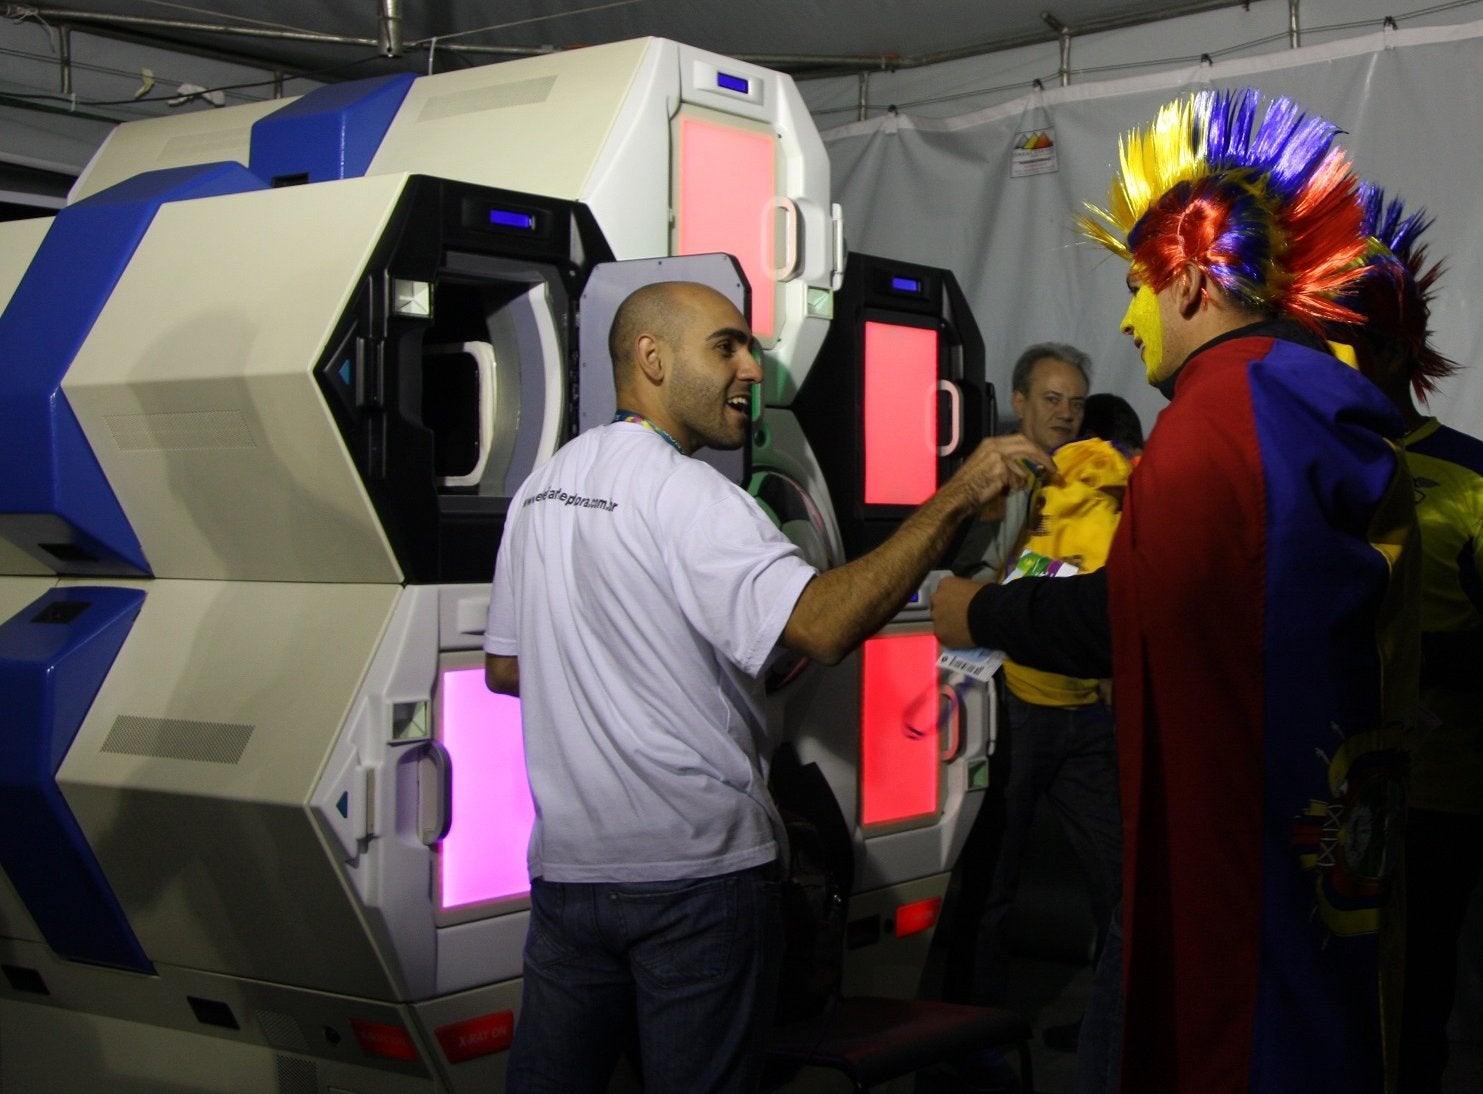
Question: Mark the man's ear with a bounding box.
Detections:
[1010,387,1027,420]
[635,332,664,385]
[1172,263,1205,318]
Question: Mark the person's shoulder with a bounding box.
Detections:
[664,451,740,493]
[1231,332,1405,438]
[542,423,608,463]
[556,421,679,472]
[1189,330,1325,380]
[1409,420,1483,478]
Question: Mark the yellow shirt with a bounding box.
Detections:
[1400,418,1483,813]
[1002,438,1132,707]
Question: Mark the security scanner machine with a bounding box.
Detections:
[765,253,997,998]
[72,36,843,406]
[0,35,996,1091]
[793,251,991,558]
[0,164,612,1091]
[0,38,842,1094]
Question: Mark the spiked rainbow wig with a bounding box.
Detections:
[1080,88,1369,331]
[1332,183,1456,400]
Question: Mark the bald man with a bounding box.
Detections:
[485,281,1049,1093]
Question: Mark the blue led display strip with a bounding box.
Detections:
[0,586,152,972]
[0,161,267,576]
[488,208,537,230]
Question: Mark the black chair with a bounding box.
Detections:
[765,993,1034,1092]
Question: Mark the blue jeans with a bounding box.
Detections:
[505,863,782,1094]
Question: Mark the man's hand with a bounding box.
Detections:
[779,434,1054,666]
[946,433,1056,510]
[932,574,988,649]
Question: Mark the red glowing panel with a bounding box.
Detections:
[894,896,943,938]
[676,114,776,338]
[863,321,940,506]
[860,632,942,826]
[438,665,534,908]
[436,1011,515,1063]
[351,1019,420,1062]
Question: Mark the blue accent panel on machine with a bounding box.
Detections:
[249,72,417,184]
[0,586,152,972]
[0,161,266,577]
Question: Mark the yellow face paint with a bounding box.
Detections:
[1120,284,1166,384]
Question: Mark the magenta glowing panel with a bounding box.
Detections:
[676,114,776,338]
[863,321,939,506]
[859,632,942,826]
[437,665,534,908]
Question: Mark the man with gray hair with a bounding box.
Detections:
[941,343,1123,1068]
[964,343,1092,581]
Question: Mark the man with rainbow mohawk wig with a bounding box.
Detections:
[1082,90,1374,387]
[1331,186,1480,1094]
[933,88,1419,1094]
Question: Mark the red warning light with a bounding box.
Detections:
[436,1010,515,1063]
[894,895,943,937]
[350,1018,420,1062]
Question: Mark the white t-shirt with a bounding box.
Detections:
[485,421,817,883]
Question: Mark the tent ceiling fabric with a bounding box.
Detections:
[19,0,1257,76]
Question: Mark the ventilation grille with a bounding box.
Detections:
[102,715,254,765]
[105,410,257,451]
[161,128,249,157]
[258,1010,310,1053]
[275,1053,319,1094]
[418,75,556,121]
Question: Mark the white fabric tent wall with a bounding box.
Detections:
[797,0,1480,125]
[821,19,1483,442]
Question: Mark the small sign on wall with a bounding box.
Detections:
[1012,127,1059,177]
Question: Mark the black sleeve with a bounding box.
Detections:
[1421,626,1483,692]
[965,569,1112,678]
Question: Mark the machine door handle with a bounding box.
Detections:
[767,196,800,281]
[418,739,454,846]
[939,683,963,762]
[937,380,962,456]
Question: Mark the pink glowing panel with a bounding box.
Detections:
[676,114,776,338]
[863,321,939,506]
[437,665,534,908]
[859,632,942,826]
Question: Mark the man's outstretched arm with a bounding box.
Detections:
[782,434,1053,665]
[932,569,1112,678]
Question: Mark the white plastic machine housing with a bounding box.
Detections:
[0,171,600,1088]
[60,176,407,584]
[71,37,843,404]
[0,36,859,1093]
[0,576,536,1093]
